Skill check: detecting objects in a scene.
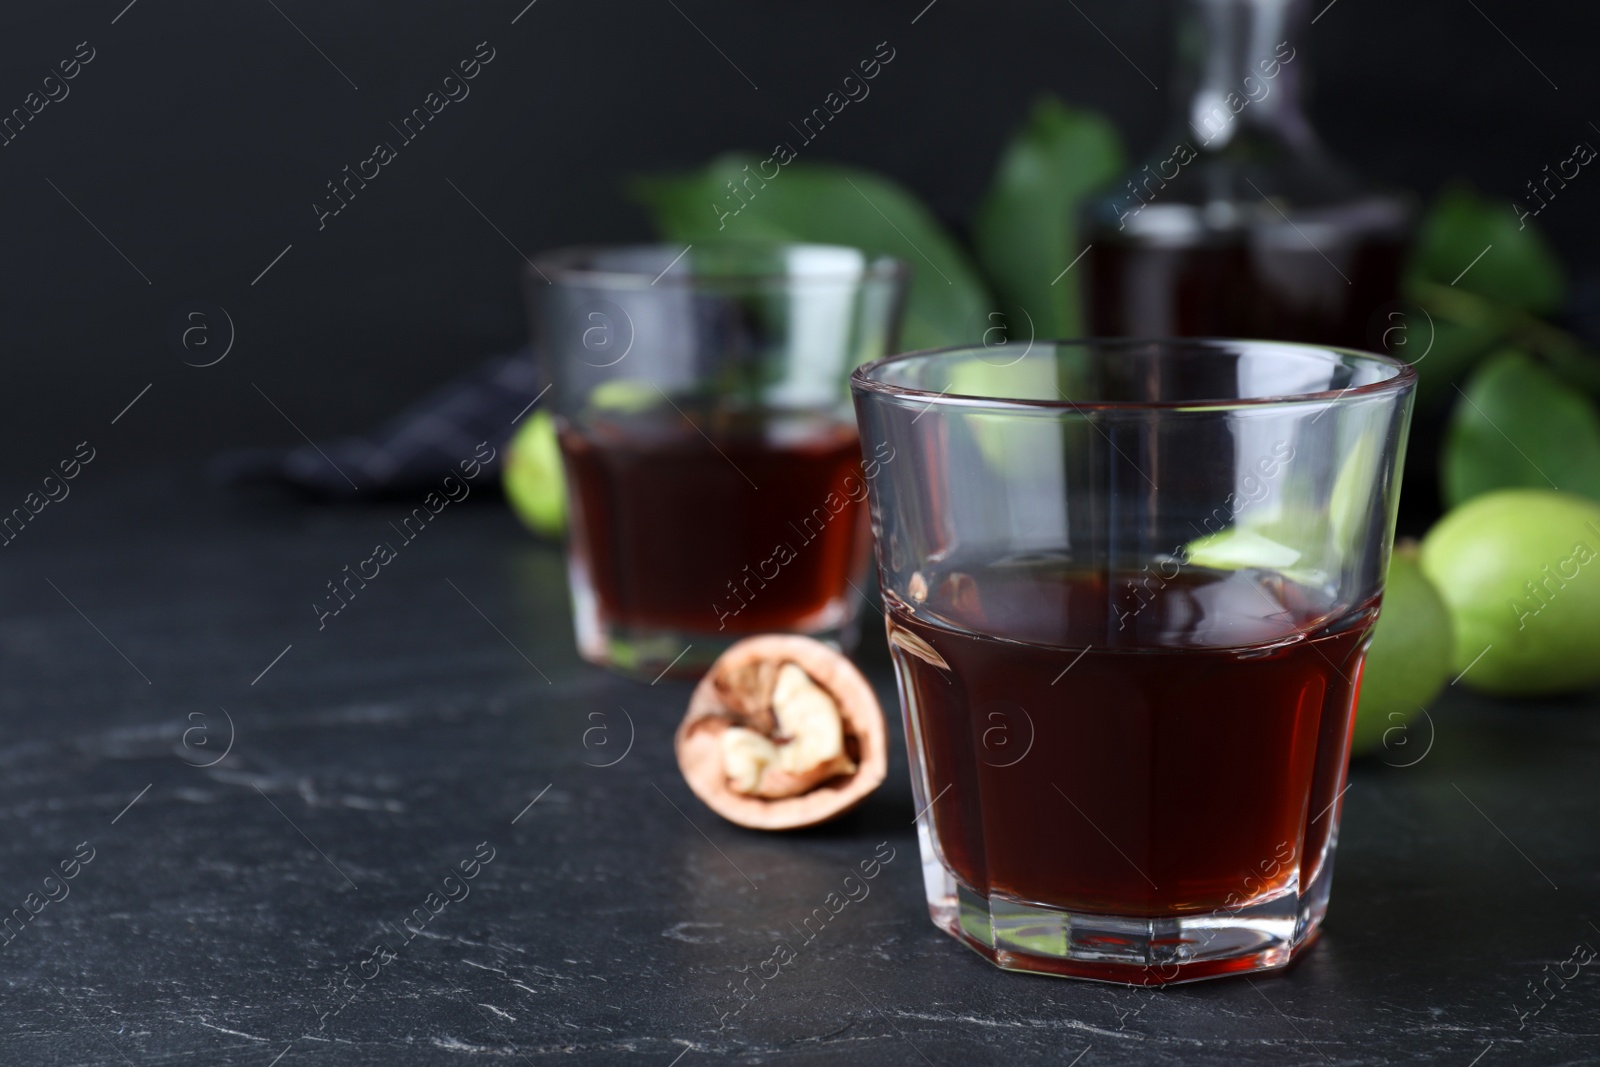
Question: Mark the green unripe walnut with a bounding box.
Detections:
[1419,489,1600,696]
[503,410,567,539]
[1350,546,1453,755]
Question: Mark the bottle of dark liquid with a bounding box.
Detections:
[1084,0,1411,347]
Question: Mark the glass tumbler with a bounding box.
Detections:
[851,339,1415,984]
[530,243,908,680]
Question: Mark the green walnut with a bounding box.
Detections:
[502,410,567,539]
[1350,545,1454,755]
[1419,488,1600,696]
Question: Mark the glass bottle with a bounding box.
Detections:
[1083,0,1412,348]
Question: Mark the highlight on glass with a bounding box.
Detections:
[851,338,1416,984]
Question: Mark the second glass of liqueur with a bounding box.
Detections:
[531,244,907,680]
[1084,0,1412,347]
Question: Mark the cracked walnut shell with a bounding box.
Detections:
[675,635,888,831]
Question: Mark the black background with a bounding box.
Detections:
[3,0,1593,480]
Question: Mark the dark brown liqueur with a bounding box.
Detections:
[887,559,1375,917]
[1086,233,1407,349]
[558,409,874,635]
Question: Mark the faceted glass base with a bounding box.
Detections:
[569,573,861,681]
[915,823,1333,986]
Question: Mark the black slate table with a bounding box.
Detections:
[3,468,1597,1066]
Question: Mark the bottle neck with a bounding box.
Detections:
[1175,0,1313,153]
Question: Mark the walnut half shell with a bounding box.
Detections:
[675,635,888,831]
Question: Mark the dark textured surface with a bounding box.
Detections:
[2,468,1597,1065]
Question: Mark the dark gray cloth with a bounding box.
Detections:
[211,352,541,500]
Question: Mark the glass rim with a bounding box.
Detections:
[851,337,1418,413]
[529,241,911,289]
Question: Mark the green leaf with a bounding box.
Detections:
[630,154,993,352]
[1408,184,1565,315]
[973,97,1125,339]
[1401,280,1511,404]
[1538,342,1600,398]
[1416,318,1502,401]
[1442,349,1600,507]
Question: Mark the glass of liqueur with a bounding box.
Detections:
[1083,0,1413,348]
[851,338,1414,983]
[530,244,908,679]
